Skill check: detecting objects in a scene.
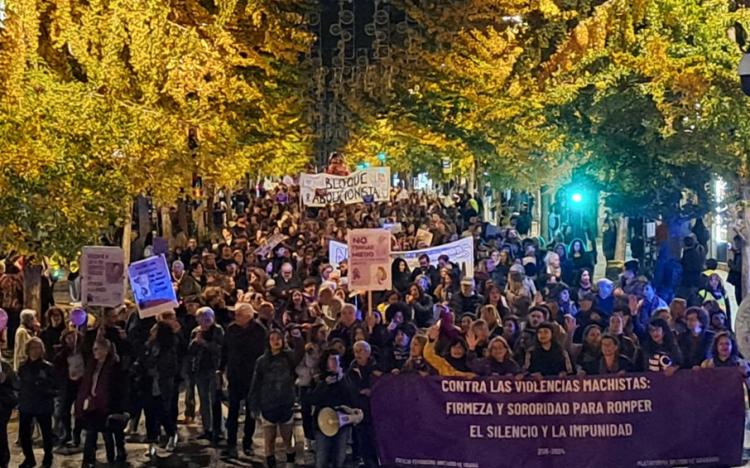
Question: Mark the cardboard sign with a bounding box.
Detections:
[81,246,125,308]
[127,255,178,318]
[348,229,392,291]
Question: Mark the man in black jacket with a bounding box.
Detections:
[347,341,381,468]
[409,254,440,294]
[220,303,266,458]
[450,278,484,316]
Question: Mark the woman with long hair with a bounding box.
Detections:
[434,268,457,304]
[137,321,180,456]
[391,258,412,295]
[469,336,521,376]
[484,285,510,321]
[701,332,750,388]
[406,283,434,328]
[40,307,65,361]
[76,338,127,467]
[640,318,682,374]
[523,323,574,377]
[249,329,304,468]
[572,324,603,375]
[697,272,732,327]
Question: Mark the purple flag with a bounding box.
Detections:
[371,369,744,468]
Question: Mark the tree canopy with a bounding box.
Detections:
[0,0,314,257]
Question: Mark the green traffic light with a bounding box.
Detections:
[571,192,583,203]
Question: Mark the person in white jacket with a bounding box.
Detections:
[14,310,39,371]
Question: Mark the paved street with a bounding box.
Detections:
[7,409,321,467]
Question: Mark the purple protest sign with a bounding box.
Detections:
[371,369,744,468]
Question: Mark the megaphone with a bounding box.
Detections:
[317,406,364,437]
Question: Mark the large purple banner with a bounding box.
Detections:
[371,369,745,468]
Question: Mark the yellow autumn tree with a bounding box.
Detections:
[0,0,313,257]
[339,0,622,189]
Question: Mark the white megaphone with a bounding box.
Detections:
[317,406,364,437]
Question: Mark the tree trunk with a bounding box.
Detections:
[160,206,173,247]
[122,198,133,294]
[615,216,629,262]
[137,195,151,239]
[494,189,503,225]
[23,264,42,314]
[742,185,750,300]
[540,187,550,242]
[177,199,189,235]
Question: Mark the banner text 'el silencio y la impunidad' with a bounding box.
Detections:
[371,369,745,468]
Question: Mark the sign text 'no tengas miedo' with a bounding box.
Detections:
[300,167,390,206]
[371,369,745,468]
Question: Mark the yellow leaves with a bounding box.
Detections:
[534,0,561,18]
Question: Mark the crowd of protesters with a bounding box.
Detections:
[0,164,747,467]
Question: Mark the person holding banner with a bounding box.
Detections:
[468,336,521,377]
[523,322,574,377]
[640,318,682,374]
[701,332,750,387]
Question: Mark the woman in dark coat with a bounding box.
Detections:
[391,258,412,295]
[249,329,304,468]
[136,321,180,456]
[18,337,58,468]
[75,338,127,467]
[40,306,65,361]
[405,283,434,328]
[53,329,85,448]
